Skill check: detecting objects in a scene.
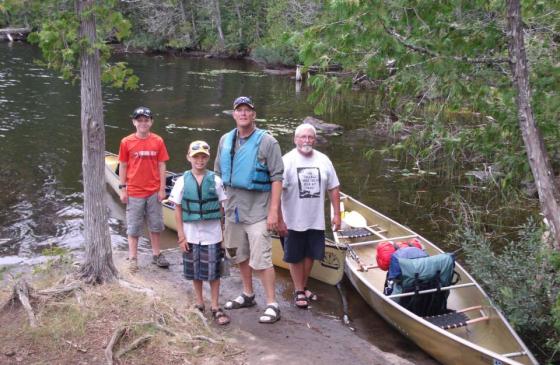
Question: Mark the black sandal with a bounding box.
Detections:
[259,304,281,323]
[294,291,309,309]
[224,293,256,309]
[211,308,230,325]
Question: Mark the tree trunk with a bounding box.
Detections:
[233,1,243,45]
[188,0,199,49]
[76,0,118,282]
[506,0,560,250]
[212,0,225,51]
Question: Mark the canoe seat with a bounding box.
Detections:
[424,311,469,329]
[339,228,373,238]
[424,310,489,330]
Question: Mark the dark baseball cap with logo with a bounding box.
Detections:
[132,106,153,119]
[233,96,255,110]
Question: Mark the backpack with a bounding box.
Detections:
[391,253,457,317]
[376,239,423,271]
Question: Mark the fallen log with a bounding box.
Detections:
[0,27,31,41]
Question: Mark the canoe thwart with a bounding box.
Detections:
[424,311,490,330]
[347,234,419,248]
[338,228,373,238]
[359,264,379,272]
[387,282,477,299]
[501,351,529,359]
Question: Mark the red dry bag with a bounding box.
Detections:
[376,239,423,271]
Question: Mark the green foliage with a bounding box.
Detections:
[252,43,299,66]
[0,265,7,281]
[0,0,41,27]
[33,246,72,275]
[27,0,137,89]
[298,0,560,189]
[456,217,559,363]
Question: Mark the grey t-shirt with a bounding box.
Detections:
[214,129,284,224]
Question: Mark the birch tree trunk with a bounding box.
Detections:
[76,0,118,282]
[233,1,243,45]
[212,0,225,50]
[506,0,560,250]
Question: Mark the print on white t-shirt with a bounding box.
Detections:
[297,167,321,198]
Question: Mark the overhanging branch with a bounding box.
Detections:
[384,26,509,64]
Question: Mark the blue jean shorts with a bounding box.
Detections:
[126,192,164,236]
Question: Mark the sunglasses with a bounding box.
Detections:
[191,143,210,151]
[132,107,152,118]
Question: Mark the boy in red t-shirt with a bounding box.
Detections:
[118,106,170,272]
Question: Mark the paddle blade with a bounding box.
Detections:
[343,211,368,228]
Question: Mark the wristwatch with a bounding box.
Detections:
[118,184,127,189]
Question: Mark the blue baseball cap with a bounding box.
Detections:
[233,96,255,110]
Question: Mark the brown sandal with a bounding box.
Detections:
[211,308,230,325]
[194,304,205,313]
[294,291,309,309]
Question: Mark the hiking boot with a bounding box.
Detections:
[152,253,169,268]
[128,257,138,273]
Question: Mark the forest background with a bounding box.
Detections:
[1,0,559,363]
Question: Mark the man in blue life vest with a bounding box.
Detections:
[214,96,284,324]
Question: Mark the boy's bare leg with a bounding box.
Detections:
[128,235,139,259]
[149,231,161,256]
[193,280,204,307]
[210,279,220,309]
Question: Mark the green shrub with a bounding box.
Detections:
[252,44,299,67]
[457,218,559,363]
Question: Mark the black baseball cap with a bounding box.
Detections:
[233,96,255,110]
[132,106,153,119]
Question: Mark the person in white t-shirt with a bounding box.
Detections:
[169,140,230,325]
[278,124,341,309]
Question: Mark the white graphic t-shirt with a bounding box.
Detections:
[281,148,339,231]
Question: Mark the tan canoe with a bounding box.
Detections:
[335,193,538,365]
[105,152,346,285]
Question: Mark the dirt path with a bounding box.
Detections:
[125,249,438,365]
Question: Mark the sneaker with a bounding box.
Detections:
[128,257,138,273]
[152,253,169,268]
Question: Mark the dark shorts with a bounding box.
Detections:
[282,229,325,264]
[183,242,222,281]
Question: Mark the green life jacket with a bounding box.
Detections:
[181,171,222,222]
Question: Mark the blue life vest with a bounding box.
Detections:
[181,171,222,222]
[219,128,271,191]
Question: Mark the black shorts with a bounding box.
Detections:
[282,229,325,264]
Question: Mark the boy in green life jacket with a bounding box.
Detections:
[169,140,230,325]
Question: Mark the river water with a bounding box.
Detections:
[0,42,457,362]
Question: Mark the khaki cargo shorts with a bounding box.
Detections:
[224,219,272,270]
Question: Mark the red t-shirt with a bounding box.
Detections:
[118,133,170,198]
